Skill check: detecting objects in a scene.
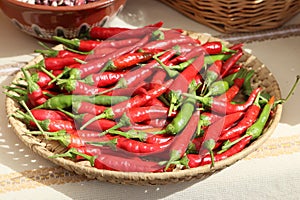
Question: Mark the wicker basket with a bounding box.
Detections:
[159,0,300,33]
[5,32,282,185]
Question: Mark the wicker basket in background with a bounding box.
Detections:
[159,0,300,33]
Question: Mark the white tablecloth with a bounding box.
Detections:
[1,0,300,199]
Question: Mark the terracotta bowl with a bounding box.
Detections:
[0,0,126,41]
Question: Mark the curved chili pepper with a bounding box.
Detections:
[210,87,262,114]
[187,87,262,114]
[219,94,261,140]
[58,147,164,172]
[165,110,200,169]
[214,78,244,102]
[246,96,275,140]
[221,49,243,78]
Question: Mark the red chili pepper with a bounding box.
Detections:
[204,60,223,86]
[57,79,106,95]
[44,55,87,70]
[185,135,251,168]
[101,38,142,48]
[30,109,73,122]
[69,35,150,79]
[211,87,262,114]
[116,137,171,154]
[106,84,148,97]
[31,71,55,90]
[83,148,164,172]
[29,119,76,132]
[214,78,244,102]
[110,49,177,92]
[45,131,114,148]
[127,106,176,123]
[53,36,102,52]
[83,71,125,88]
[169,53,205,94]
[104,52,154,71]
[142,36,197,51]
[21,68,47,107]
[165,110,200,169]
[219,94,261,140]
[173,42,233,63]
[72,101,107,115]
[200,111,245,130]
[58,109,117,132]
[144,97,167,107]
[144,133,173,144]
[143,118,168,128]
[89,21,163,40]
[229,43,244,51]
[221,49,243,78]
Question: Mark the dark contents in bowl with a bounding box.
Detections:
[18,0,98,6]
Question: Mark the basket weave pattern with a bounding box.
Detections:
[159,0,300,33]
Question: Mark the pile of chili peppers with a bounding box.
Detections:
[5,21,295,173]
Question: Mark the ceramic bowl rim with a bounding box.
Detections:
[3,0,116,11]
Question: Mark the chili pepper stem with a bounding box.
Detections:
[86,139,118,150]
[19,100,45,134]
[50,68,72,86]
[274,75,300,106]
[218,134,249,154]
[79,113,107,130]
[153,55,179,78]
[165,150,181,170]
[50,148,97,167]
[96,78,127,95]
[203,139,216,168]
[100,114,132,136]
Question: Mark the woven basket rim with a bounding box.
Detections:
[5,32,283,185]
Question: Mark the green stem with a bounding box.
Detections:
[19,101,45,134]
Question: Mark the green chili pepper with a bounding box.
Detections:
[246,96,275,140]
[35,94,129,109]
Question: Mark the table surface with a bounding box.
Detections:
[1,0,300,199]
